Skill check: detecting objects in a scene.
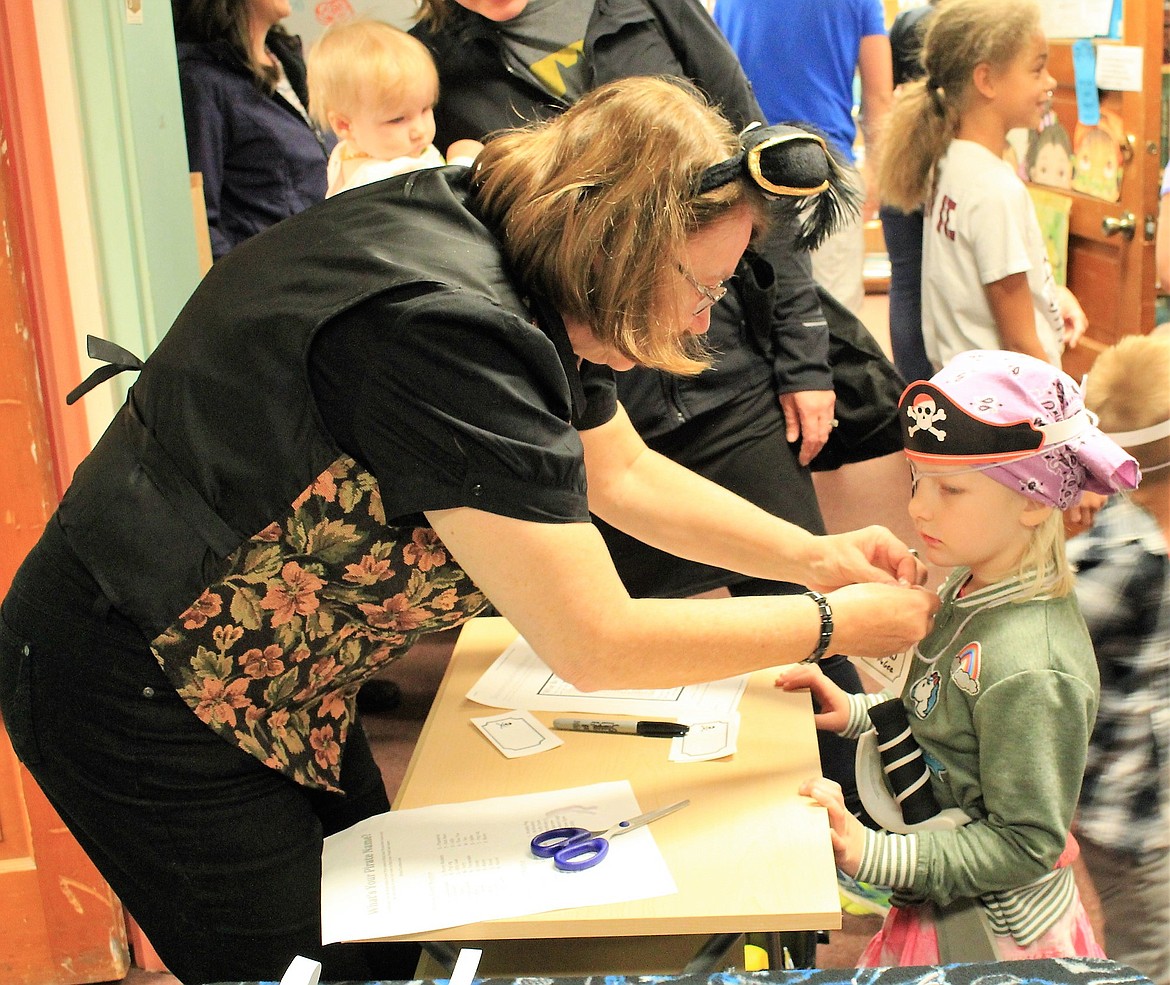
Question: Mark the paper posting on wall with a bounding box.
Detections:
[1039,0,1114,39]
[1095,45,1143,93]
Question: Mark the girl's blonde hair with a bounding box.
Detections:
[470,76,767,375]
[879,0,1043,211]
[306,18,439,132]
[1018,508,1073,599]
[1083,332,1170,482]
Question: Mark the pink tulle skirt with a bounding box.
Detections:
[859,890,1106,967]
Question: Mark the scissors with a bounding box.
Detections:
[529,799,689,871]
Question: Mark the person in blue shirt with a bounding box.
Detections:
[713,0,893,316]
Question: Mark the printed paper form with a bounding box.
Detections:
[1039,0,1113,38]
[320,780,677,944]
[466,635,748,719]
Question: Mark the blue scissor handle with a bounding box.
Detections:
[551,836,610,871]
[530,826,590,858]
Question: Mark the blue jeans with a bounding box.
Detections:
[880,204,933,383]
[0,523,419,985]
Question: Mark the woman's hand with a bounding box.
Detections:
[775,662,851,733]
[823,582,937,660]
[805,525,928,589]
[799,776,866,876]
[779,390,836,466]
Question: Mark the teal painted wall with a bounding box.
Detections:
[69,0,200,390]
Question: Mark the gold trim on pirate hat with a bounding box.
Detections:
[697,122,859,251]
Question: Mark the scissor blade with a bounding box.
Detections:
[610,798,690,838]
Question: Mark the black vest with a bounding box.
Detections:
[58,168,539,641]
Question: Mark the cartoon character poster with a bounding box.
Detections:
[1072,109,1125,202]
[1005,127,1032,179]
[1009,106,1124,205]
[1028,186,1073,287]
[1026,122,1074,190]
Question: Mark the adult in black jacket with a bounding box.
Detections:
[0,78,934,984]
[413,0,836,599]
[412,0,871,810]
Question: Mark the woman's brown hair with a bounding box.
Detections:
[413,0,455,30]
[171,0,283,92]
[471,76,765,375]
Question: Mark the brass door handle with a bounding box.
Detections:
[1102,212,1136,240]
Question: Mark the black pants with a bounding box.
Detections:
[0,532,419,985]
[597,384,825,599]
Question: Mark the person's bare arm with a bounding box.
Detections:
[857,33,894,219]
[984,271,1052,363]
[580,405,922,589]
[427,505,937,690]
[425,407,937,691]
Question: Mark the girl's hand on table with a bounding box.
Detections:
[799,776,866,876]
[775,662,851,734]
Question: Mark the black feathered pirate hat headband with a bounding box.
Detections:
[697,122,860,251]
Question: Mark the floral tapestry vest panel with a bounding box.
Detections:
[150,454,487,792]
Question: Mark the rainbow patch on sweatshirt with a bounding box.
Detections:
[952,641,982,695]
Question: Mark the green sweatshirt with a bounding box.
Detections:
[845,567,1099,945]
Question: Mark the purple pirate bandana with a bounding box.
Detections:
[899,350,1140,509]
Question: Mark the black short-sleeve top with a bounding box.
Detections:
[50,167,619,792]
[309,287,618,526]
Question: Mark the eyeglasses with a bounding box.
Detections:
[677,263,729,316]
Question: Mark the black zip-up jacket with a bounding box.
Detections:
[412,0,832,438]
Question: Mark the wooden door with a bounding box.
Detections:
[1042,0,1161,379]
[0,29,130,985]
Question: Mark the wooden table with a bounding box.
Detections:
[388,618,840,976]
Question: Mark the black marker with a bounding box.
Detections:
[552,718,689,738]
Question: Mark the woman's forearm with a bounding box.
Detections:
[580,405,822,585]
[426,504,937,692]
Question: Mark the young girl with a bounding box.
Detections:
[306,19,482,197]
[878,0,1086,371]
[780,348,1140,966]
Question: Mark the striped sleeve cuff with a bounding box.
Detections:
[841,691,890,738]
[856,827,919,889]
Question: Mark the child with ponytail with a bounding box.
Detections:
[878,0,1086,371]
